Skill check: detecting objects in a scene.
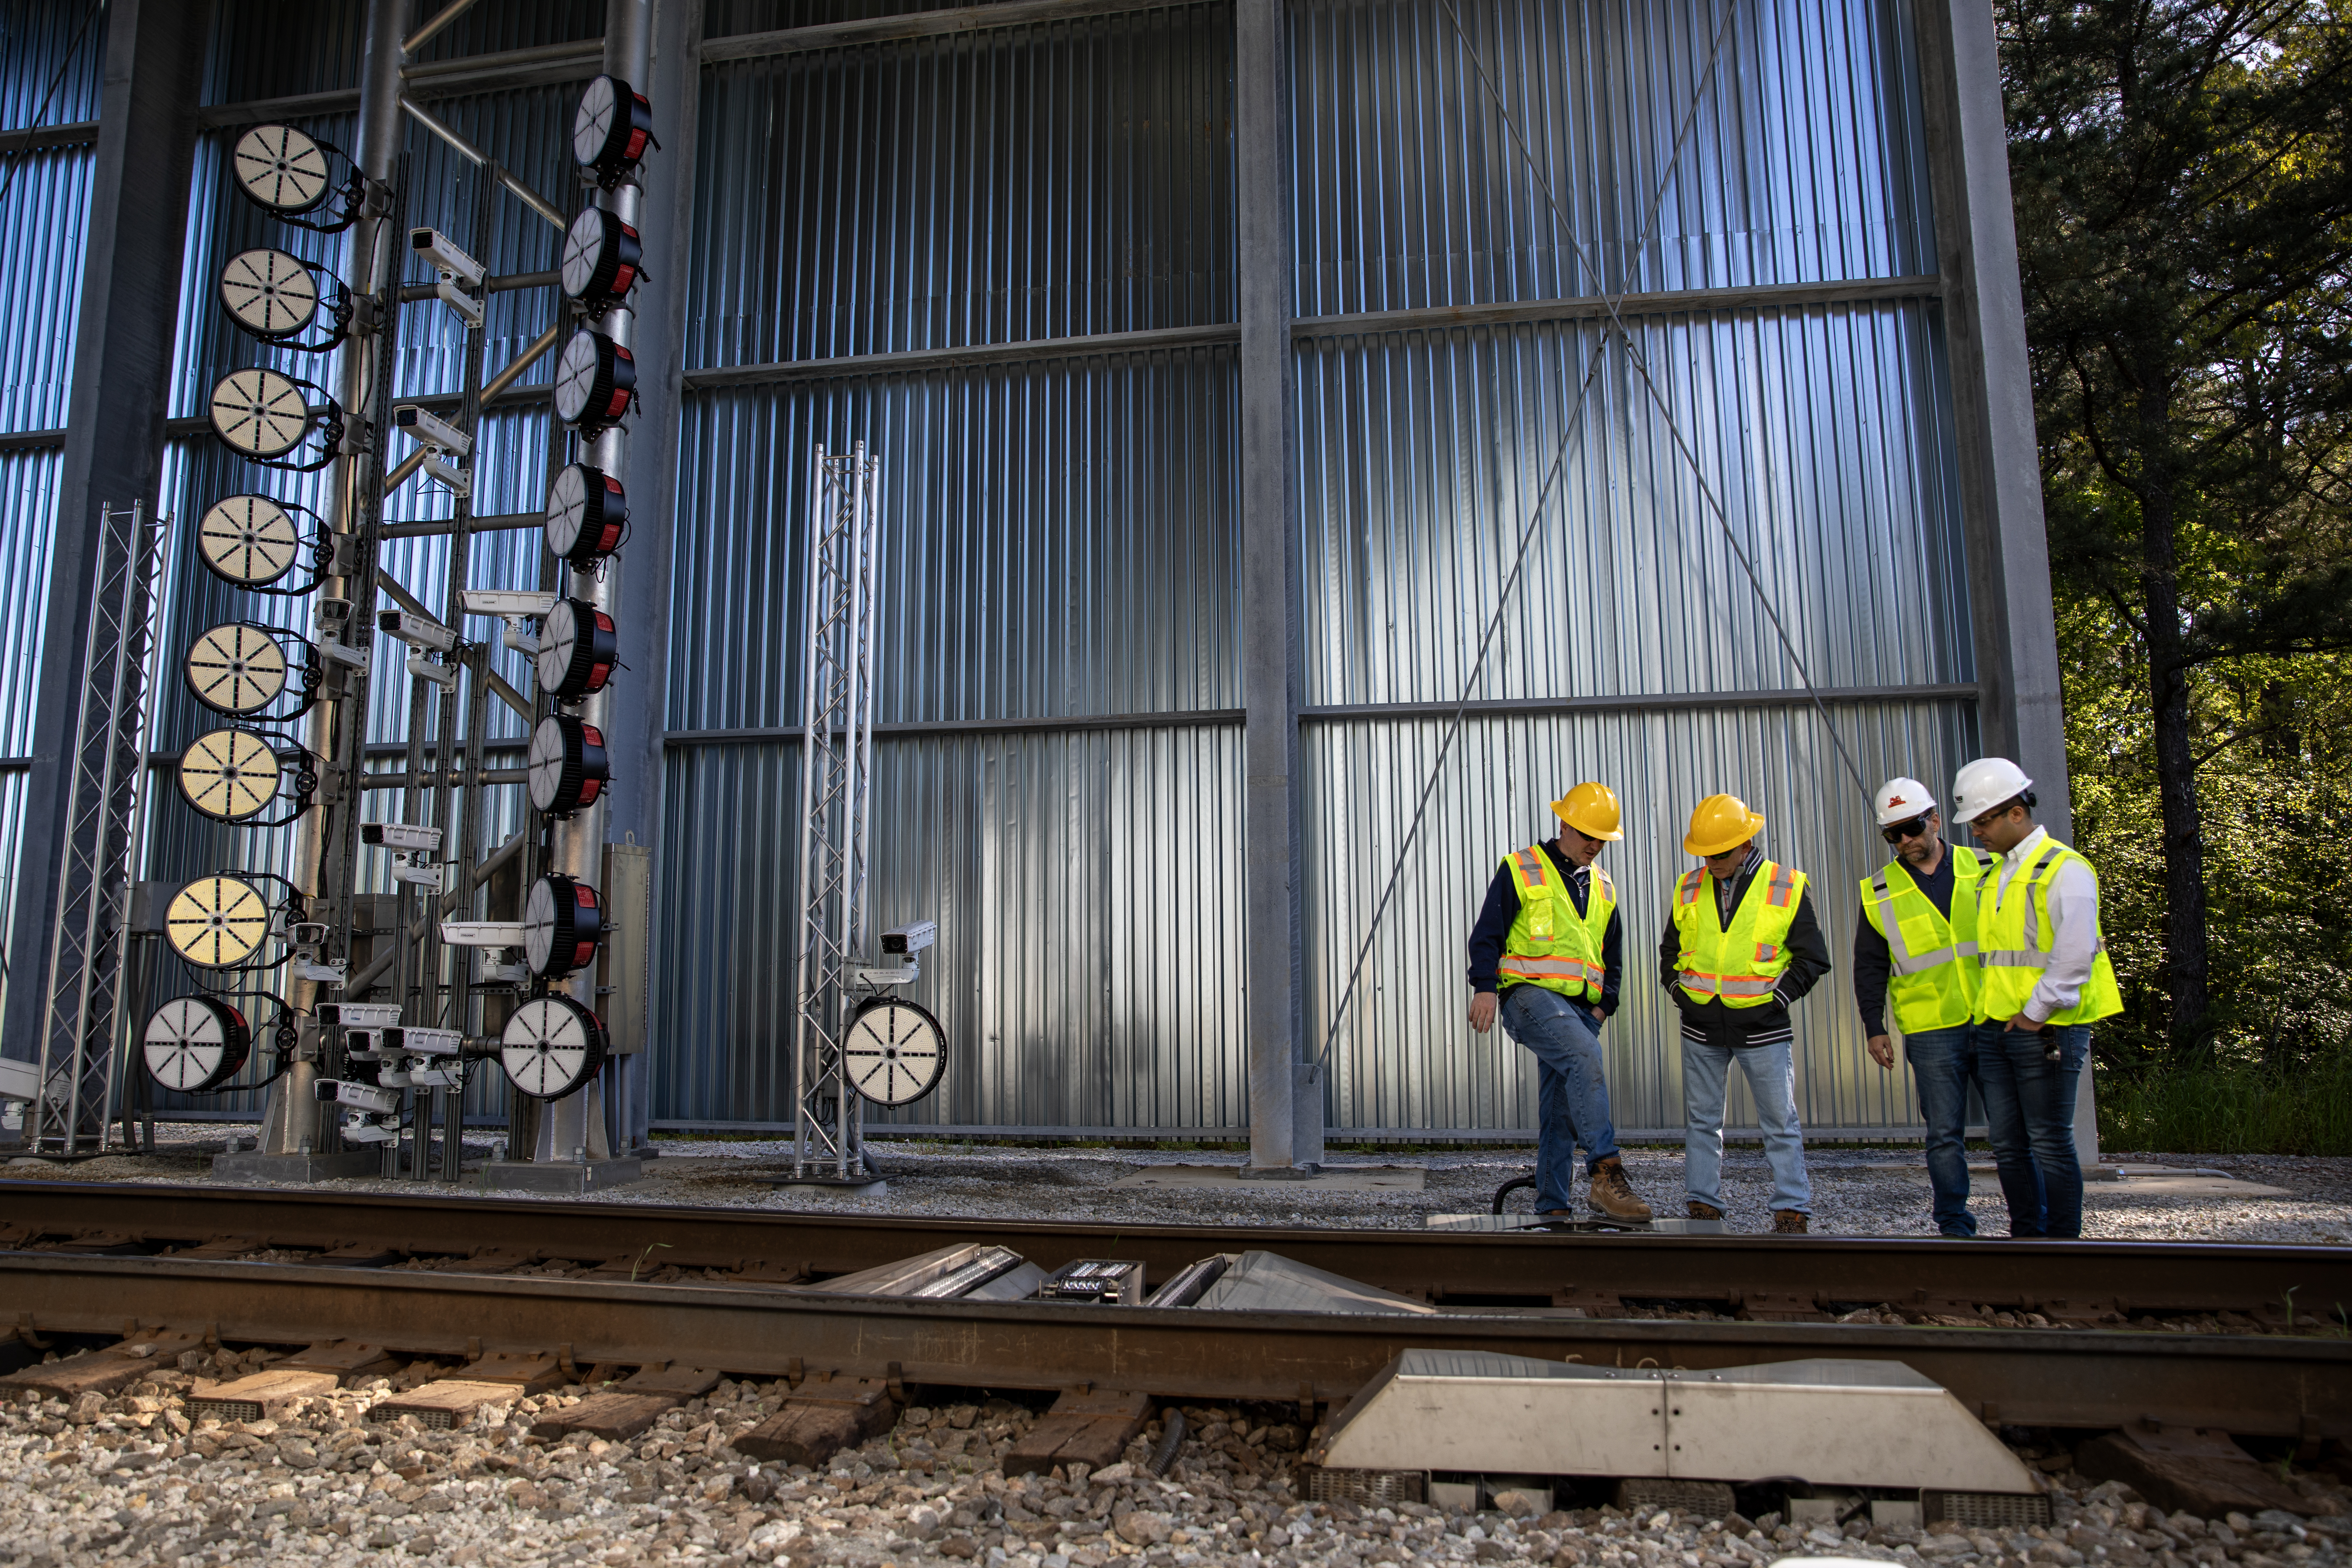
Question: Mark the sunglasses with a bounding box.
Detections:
[1879,814,1933,844]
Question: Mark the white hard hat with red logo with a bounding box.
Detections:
[1872,777,1934,828]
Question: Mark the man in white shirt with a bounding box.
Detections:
[1953,758,2123,1238]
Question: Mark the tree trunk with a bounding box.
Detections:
[2138,484,2210,1057]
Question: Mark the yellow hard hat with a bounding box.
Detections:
[1684,792,1765,857]
[1550,782,1623,841]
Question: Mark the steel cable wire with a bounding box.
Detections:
[0,0,107,224]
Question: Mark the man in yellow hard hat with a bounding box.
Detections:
[1855,776,1987,1237]
[1466,782,1653,1222]
[1660,792,1829,1233]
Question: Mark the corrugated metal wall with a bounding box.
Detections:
[10,0,1988,1139]
[0,0,105,1044]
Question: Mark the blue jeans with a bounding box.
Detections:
[1500,986,1620,1211]
[1905,1026,1978,1237]
[1682,1035,1811,1215]
[1973,1021,2090,1238]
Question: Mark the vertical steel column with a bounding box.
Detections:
[603,0,702,1155]
[1237,0,1318,1173]
[0,0,203,1127]
[260,0,410,1163]
[1914,0,2096,1163]
[533,0,654,1165]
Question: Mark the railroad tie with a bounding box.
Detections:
[533,1363,722,1442]
[371,1350,571,1429]
[1005,1390,1154,1477]
[273,1340,402,1382]
[1734,1291,1829,1323]
[188,1368,341,1423]
[732,1374,896,1468]
[2074,1423,2309,1518]
[0,1326,208,1400]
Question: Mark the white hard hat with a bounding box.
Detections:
[1952,757,2033,823]
[1873,777,1935,827]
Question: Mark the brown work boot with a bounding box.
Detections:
[1773,1210,1809,1234]
[1687,1199,1724,1221]
[1586,1157,1652,1221]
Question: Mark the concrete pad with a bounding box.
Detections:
[1111,1163,1424,1193]
[2103,1173,2289,1197]
[481,1156,646,1194]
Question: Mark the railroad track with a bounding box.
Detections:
[2,1182,2347,1443]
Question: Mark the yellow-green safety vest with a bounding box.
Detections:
[1972,836,2123,1026]
[1671,859,1806,1009]
[1497,845,1614,1001]
[1857,844,1985,1036]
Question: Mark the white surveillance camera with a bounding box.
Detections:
[384,1026,462,1057]
[460,590,556,620]
[362,821,443,852]
[319,1002,402,1029]
[409,227,485,290]
[393,404,472,458]
[377,608,457,653]
[882,920,938,955]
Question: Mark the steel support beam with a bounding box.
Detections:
[1915,0,2095,1164]
[603,0,702,1155]
[1236,0,1316,1173]
[1,0,203,1122]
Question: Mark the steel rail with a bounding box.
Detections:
[1,1254,2343,1441]
[5,1183,2348,1321]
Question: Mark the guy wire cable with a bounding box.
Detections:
[0,0,107,223]
[1432,0,1873,799]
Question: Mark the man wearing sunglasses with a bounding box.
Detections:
[1953,757,2122,1239]
[1466,783,1653,1222]
[1660,792,1830,1233]
[1855,777,1987,1237]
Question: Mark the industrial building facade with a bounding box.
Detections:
[0,0,2062,1147]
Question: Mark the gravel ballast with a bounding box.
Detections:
[1,1348,2345,1568]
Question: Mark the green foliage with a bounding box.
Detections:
[2098,1054,2352,1155]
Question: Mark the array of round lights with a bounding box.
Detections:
[218,247,343,348]
[524,873,606,979]
[176,727,288,822]
[842,997,949,1107]
[142,995,254,1093]
[560,207,643,318]
[499,995,609,1099]
[528,713,608,817]
[196,495,321,592]
[552,327,636,435]
[182,621,316,721]
[209,367,340,469]
[536,597,617,701]
[544,463,627,567]
[230,124,361,229]
[164,874,275,969]
[572,75,656,188]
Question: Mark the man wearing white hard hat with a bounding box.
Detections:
[1952,758,2122,1238]
[1854,777,1988,1237]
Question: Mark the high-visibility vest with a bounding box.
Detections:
[1671,859,1806,1009]
[1857,845,1985,1035]
[1972,835,2124,1026]
[1497,845,1614,1001]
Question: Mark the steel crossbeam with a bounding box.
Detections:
[790,447,884,1180]
[32,504,168,1153]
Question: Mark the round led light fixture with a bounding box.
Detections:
[197,495,310,589]
[527,714,608,817]
[844,996,949,1107]
[209,368,336,468]
[165,874,273,969]
[534,596,616,700]
[183,621,294,717]
[544,462,627,567]
[177,727,285,822]
[552,327,635,434]
[232,124,335,216]
[524,872,606,979]
[144,995,253,1093]
[218,247,323,342]
[560,206,644,316]
[572,75,654,186]
[499,994,609,1100]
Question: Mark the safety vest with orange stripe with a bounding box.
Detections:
[1497,845,1615,1002]
[1671,859,1808,1009]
